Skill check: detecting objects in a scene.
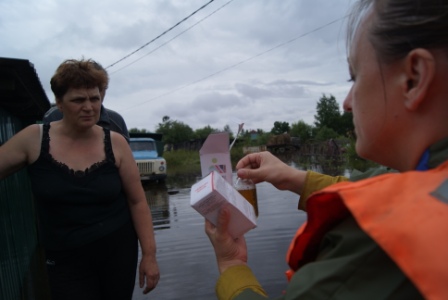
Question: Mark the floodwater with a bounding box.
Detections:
[133,159,348,300]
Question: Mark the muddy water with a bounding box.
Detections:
[133,160,348,300]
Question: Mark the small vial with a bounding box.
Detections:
[235,177,259,217]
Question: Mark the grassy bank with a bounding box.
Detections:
[163,144,377,181]
[164,146,245,176]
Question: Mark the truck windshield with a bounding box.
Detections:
[130,141,155,151]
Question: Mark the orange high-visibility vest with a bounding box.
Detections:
[286,161,448,300]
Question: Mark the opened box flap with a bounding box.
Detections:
[199,132,232,184]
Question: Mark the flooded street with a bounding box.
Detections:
[133,157,349,300]
[133,176,306,300]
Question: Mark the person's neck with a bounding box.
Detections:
[57,120,98,140]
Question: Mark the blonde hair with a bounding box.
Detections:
[348,0,448,63]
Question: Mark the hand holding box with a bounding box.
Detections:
[190,171,257,238]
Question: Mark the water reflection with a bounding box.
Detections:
[165,173,199,188]
[272,152,350,177]
[143,182,172,230]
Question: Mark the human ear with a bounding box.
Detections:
[402,48,435,111]
[56,98,63,111]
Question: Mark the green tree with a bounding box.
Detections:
[156,116,194,144]
[314,94,341,133]
[339,111,354,137]
[290,120,313,142]
[256,130,270,145]
[315,126,338,141]
[170,121,194,144]
[155,117,171,136]
[271,121,290,135]
[194,125,218,140]
[223,124,232,134]
[129,128,148,133]
[223,124,235,140]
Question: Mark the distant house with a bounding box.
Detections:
[250,130,258,140]
[1,57,51,300]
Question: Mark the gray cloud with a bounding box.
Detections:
[0,0,354,132]
[235,82,308,100]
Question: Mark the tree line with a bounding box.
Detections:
[129,94,354,146]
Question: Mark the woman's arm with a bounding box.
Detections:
[111,132,160,294]
[0,124,40,180]
[235,152,307,195]
[299,171,348,210]
[206,207,270,300]
[235,152,349,210]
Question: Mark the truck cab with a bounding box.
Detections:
[129,136,167,182]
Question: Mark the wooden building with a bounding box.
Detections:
[0,57,51,300]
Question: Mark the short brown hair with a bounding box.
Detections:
[50,59,108,100]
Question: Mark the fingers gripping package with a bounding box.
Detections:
[190,171,257,238]
[190,132,257,238]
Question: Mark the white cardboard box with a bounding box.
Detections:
[199,132,233,184]
[190,171,257,238]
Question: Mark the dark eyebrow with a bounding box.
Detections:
[70,95,88,101]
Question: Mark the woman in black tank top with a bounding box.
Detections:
[0,59,159,299]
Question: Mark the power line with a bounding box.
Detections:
[105,0,216,69]
[120,15,349,112]
[110,0,236,75]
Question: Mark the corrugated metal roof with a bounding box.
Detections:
[0,57,50,123]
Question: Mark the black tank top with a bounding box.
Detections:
[28,124,131,250]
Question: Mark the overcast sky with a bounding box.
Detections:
[1,0,355,133]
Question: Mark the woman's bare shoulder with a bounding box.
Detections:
[0,124,42,172]
[13,124,41,142]
[109,130,131,164]
[110,130,128,146]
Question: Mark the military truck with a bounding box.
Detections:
[129,132,166,182]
